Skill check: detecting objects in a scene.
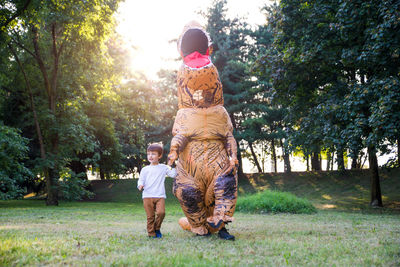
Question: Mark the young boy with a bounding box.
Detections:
[138,143,176,238]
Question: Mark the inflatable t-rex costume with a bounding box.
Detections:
[168,22,238,238]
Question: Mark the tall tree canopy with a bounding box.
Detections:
[0,0,167,204]
[259,0,400,206]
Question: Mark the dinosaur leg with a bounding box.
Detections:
[173,162,208,235]
[207,170,238,230]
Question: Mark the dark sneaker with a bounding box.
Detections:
[218,227,235,241]
[155,230,162,238]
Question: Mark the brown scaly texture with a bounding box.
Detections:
[177,64,224,109]
[169,35,238,234]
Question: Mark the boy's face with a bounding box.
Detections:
[147,150,161,165]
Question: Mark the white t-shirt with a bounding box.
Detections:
[137,164,177,199]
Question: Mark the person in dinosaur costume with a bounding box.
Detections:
[168,21,238,240]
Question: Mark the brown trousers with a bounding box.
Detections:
[143,198,165,237]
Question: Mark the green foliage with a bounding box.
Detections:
[0,0,163,203]
[0,123,32,200]
[237,190,317,214]
[58,168,94,201]
[146,69,178,161]
[258,0,400,170]
[203,0,260,175]
[204,0,251,120]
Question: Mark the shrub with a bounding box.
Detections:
[58,169,94,201]
[236,190,317,214]
[0,123,32,200]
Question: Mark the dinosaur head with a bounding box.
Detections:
[176,22,223,109]
[177,21,213,68]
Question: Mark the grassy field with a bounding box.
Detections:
[1,169,400,266]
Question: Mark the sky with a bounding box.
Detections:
[116,0,271,79]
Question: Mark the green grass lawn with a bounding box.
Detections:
[1,169,400,266]
[1,201,399,266]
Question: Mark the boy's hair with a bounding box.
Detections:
[181,28,209,57]
[147,143,163,156]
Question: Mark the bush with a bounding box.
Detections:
[58,169,94,201]
[236,190,317,214]
[0,123,32,200]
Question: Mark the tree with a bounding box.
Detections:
[260,0,400,206]
[203,0,252,178]
[336,0,400,206]
[148,69,178,161]
[1,0,122,204]
[246,10,291,173]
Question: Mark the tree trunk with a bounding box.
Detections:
[32,25,52,105]
[319,154,322,170]
[398,136,400,166]
[100,166,105,180]
[311,151,321,171]
[46,134,60,205]
[236,143,245,178]
[351,158,358,169]
[356,154,362,169]
[248,141,262,173]
[360,152,368,169]
[229,114,245,179]
[279,139,291,173]
[8,43,54,204]
[46,167,59,206]
[337,148,345,171]
[271,139,277,173]
[32,24,63,205]
[351,150,359,169]
[8,43,47,162]
[368,146,383,207]
[306,155,310,171]
[326,151,331,171]
[11,22,64,206]
[331,152,334,170]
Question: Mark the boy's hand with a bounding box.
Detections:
[138,185,144,191]
[167,150,178,166]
